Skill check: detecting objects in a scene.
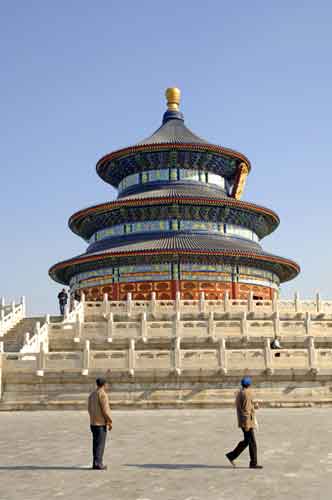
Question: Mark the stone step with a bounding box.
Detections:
[2,375,332,410]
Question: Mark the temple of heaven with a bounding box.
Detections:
[49,88,300,301]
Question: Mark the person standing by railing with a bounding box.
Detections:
[57,289,68,316]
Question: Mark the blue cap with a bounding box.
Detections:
[241,376,252,387]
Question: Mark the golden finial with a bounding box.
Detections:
[165,87,181,111]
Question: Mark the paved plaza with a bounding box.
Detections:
[0,409,331,500]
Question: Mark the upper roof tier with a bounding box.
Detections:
[96,88,251,200]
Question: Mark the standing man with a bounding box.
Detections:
[88,377,112,470]
[57,288,68,316]
[226,376,263,469]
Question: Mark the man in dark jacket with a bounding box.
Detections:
[88,377,113,470]
[57,288,68,315]
[225,377,263,469]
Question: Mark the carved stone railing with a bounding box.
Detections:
[0,297,26,337]
[0,337,329,379]
[20,316,50,354]
[48,309,332,348]
[20,301,84,354]
[82,292,332,319]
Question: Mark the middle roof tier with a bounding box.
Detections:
[69,195,280,243]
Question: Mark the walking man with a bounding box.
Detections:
[88,377,112,470]
[226,376,263,469]
[57,288,68,316]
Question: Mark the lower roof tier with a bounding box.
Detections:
[49,232,300,285]
[69,195,280,242]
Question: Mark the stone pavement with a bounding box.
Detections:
[0,409,331,500]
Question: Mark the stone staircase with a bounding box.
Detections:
[3,317,46,352]
[3,315,63,352]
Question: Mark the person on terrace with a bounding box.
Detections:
[270,337,281,349]
[57,288,68,316]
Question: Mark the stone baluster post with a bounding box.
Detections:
[217,338,227,374]
[103,293,109,316]
[316,292,322,314]
[74,314,82,343]
[224,291,230,313]
[173,337,181,375]
[174,312,182,338]
[272,293,278,314]
[37,341,46,376]
[305,312,311,336]
[128,339,135,377]
[248,292,254,313]
[308,336,318,373]
[0,297,5,308]
[82,340,90,376]
[34,321,41,348]
[107,312,114,343]
[199,292,206,314]
[294,291,301,313]
[141,312,147,343]
[126,293,132,317]
[64,304,70,321]
[241,311,248,338]
[21,296,26,316]
[208,311,215,340]
[273,311,280,338]
[264,338,273,374]
[175,291,181,314]
[150,292,156,315]
[44,315,50,351]
[11,300,15,314]
[25,332,30,345]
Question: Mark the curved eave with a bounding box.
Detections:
[96,142,251,184]
[69,196,280,238]
[49,249,300,285]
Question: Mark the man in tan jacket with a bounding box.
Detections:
[225,377,263,469]
[88,377,112,470]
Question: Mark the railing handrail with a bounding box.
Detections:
[0,297,26,337]
[20,319,49,353]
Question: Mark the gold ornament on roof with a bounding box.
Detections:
[165,87,181,111]
[234,163,250,200]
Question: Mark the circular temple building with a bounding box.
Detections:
[49,88,300,301]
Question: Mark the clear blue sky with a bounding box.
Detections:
[1,1,331,315]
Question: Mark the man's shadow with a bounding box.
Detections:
[125,463,247,470]
[0,465,91,471]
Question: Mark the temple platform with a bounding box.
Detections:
[2,294,332,409]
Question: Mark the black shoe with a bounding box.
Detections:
[225,453,236,468]
[249,464,263,469]
[93,464,108,470]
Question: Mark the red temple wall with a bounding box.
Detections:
[78,280,276,301]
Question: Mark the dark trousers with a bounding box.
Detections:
[90,425,107,467]
[227,428,257,466]
[59,302,66,315]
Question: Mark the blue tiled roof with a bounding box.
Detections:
[137,116,209,146]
